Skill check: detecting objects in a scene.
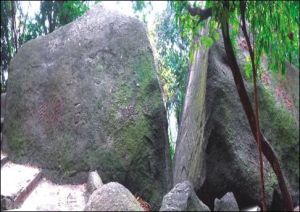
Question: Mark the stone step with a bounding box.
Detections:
[1,161,42,210]
[16,178,87,211]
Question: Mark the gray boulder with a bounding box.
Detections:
[86,170,103,194]
[214,192,239,211]
[160,181,210,211]
[84,182,143,211]
[3,5,171,209]
[173,33,299,209]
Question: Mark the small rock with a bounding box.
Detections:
[1,196,13,210]
[160,181,210,211]
[294,205,299,211]
[86,170,103,194]
[214,192,239,211]
[84,182,143,211]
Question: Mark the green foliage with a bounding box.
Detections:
[132,1,147,12]
[200,35,214,48]
[170,1,202,43]
[58,1,89,26]
[132,1,153,24]
[171,1,299,75]
[38,0,89,34]
[19,19,43,43]
[246,1,299,73]
[155,4,189,123]
[1,1,14,90]
[244,56,252,80]
[169,140,175,160]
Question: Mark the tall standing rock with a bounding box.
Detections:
[3,5,172,209]
[173,25,209,194]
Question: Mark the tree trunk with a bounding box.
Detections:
[11,1,18,53]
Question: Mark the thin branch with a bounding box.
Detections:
[240,1,267,210]
[11,1,18,53]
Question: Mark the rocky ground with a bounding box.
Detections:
[1,152,151,211]
[1,152,269,211]
[1,152,86,211]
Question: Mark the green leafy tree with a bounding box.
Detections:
[155,5,190,124]
[57,1,89,26]
[1,1,19,91]
[39,0,89,34]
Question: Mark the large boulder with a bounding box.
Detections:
[84,182,143,211]
[174,34,299,209]
[3,5,172,209]
[160,181,210,211]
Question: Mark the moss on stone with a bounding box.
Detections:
[47,133,76,176]
[134,54,155,92]
[114,117,151,164]
[113,83,133,107]
[259,87,299,187]
[83,147,126,183]
[8,121,25,155]
[265,170,278,194]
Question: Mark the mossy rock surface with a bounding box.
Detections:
[3,5,172,210]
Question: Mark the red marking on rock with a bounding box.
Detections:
[38,98,63,132]
[135,195,151,211]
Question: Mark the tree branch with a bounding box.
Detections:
[187,5,212,21]
[240,1,267,211]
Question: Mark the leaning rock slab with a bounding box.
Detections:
[160,181,210,211]
[214,192,239,211]
[84,182,143,211]
[3,4,171,210]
